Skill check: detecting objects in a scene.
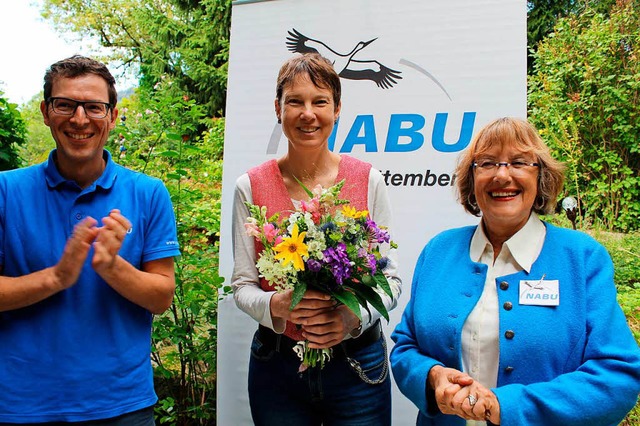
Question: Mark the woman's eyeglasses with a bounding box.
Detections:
[47,97,111,119]
[473,160,540,176]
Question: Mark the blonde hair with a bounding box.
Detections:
[456,117,565,216]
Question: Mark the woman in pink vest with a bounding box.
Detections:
[231,53,401,425]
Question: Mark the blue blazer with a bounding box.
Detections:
[391,223,640,426]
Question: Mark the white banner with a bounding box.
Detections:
[218,1,526,424]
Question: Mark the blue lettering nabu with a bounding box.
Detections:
[526,294,559,300]
[330,112,477,153]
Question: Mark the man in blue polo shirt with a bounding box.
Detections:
[0,56,180,424]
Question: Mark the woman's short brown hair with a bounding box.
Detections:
[275,53,341,109]
[456,117,565,216]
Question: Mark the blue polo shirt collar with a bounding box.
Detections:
[44,149,117,191]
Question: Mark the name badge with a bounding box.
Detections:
[519,278,559,306]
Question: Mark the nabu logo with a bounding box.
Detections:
[286,28,402,89]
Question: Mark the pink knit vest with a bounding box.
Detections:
[248,155,372,341]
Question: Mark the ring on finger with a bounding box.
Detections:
[467,394,477,406]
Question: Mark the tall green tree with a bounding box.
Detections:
[528,0,640,231]
[42,0,231,118]
[0,90,27,170]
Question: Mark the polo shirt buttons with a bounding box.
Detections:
[503,302,513,311]
[505,330,515,339]
[505,366,514,373]
[75,213,83,220]
[499,281,509,290]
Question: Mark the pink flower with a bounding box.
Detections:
[244,221,260,238]
[263,223,278,243]
[300,198,319,213]
[301,198,322,224]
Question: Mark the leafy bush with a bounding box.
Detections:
[15,94,56,165]
[0,91,27,170]
[593,231,640,290]
[528,0,640,231]
[111,81,226,424]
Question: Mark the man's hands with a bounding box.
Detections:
[92,210,132,276]
[2,209,175,314]
[53,209,130,289]
[270,288,361,349]
[428,365,501,424]
[52,216,99,291]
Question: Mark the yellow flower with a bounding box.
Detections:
[274,224,309,271]
[342,206,369,219]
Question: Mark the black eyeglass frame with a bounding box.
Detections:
[46,97,113,119]
[472,161,540,171]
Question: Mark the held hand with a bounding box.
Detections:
[53,217,99,289]
[474,386,501,425]
[92,209,132,275]
[429,366,501,424]
[451,381,501,424]
[301,305,360,349]
[269,289,357,348]
[429,366,475,416]
[269,288,334,322]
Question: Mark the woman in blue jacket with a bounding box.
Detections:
[390,117,640,425]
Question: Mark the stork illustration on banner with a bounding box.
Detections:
[286,28,403,89]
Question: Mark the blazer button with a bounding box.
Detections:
[505,330,515,339]
[503,301,513,311]
[505,366,514,373]
[499,281,509,290]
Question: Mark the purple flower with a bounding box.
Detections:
[366,254,377,274]
[322,243,352,285]
[358,248,377,274]
[306,258,323,272]
[366,218,390,243]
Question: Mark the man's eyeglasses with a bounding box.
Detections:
[473,160,540,176]
[47,97,112,119]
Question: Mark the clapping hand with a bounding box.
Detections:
[92,209,132,275]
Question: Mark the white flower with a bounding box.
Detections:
[293,341,307,361]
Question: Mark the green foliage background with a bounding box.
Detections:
[529,0,640,231]
[109,80,227,424]
[0,90,27,170]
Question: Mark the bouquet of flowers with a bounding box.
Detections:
[244,179,396,370]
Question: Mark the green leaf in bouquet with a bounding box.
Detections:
[361,274,374,286]
[293,175,314,199]
[332,289,362,322]
[290,281,308,310]
[349,284,390,322]
[352,290,373,322]
[373,270,394,298]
